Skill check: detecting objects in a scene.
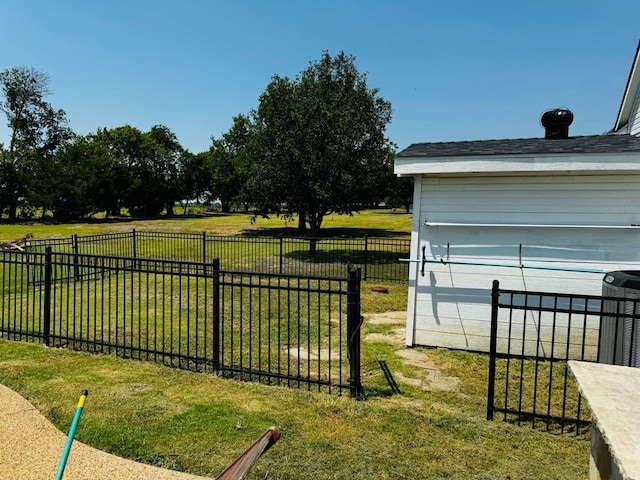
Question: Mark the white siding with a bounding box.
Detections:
[410,173,640,353]
[404,176,422,346]
[630,86,640,136]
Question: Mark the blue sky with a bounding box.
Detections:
[1,0,639,153]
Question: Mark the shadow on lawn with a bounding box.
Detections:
[284,248,402,264]
[239,227,408,238]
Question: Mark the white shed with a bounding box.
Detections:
[395,41,640,352]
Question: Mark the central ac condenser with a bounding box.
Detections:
[599,271,640,367]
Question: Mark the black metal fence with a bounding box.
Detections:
[486,279,639,433]
[26,230,410,283]
[0,249,363,397]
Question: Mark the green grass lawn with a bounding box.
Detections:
[0,209,412,243]
[0,337,589,480]
[0,211,590,479]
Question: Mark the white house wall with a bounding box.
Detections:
[405,175,423,346]
[409,173,640,353]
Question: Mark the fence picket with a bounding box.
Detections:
[487,280,640,433]
[1,250,361,397]
[27,230,410,282]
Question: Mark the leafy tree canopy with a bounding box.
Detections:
[208,114,254,213]
[0,66,74,219]
[250,51,394,235]
[90,125,185,217]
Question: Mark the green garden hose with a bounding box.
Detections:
[54,390,88,480]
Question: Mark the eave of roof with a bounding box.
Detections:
[395,134,640,158]
[614,40,640,132]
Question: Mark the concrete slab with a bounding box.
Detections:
[568,361,640,480]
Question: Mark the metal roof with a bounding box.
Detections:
[396,134,640,158]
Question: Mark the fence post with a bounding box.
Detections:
[72,234,80,281]
[202,231,207,264]
[212,258,221,375]
[309,238,317,261]
[43,247,53,347]
[363,235,368,281]
[279,237,284,275]
[347,265,363,399]
[132,229,137,259]
[487,279,500,420]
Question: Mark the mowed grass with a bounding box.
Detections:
[0,339,589,480]
[0,209,412,242]
[0,212,590,478]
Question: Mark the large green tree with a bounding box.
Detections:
[251,51,393,235]
[179,150,212,210]
[208,114,254,213]
[385,175,414,214]
[30,134,133,220]
[0,145,12,217]
[0,67,74,219]
[30,137,91,220]
[147,125,186,216]
[183,114,256,214]
[91,125,184,217]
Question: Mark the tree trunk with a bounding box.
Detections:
[297,211,307,233]
[309,238,317,260]
[8,203,17,221]
[308,210,324,237]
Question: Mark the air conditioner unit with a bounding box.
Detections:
[599,271,640,367]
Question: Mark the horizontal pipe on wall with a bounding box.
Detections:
[424,221,640,229]
[399,257,608,274]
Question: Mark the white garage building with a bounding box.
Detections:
[395,41,640,352]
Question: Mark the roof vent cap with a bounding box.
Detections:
[541,108,574,139]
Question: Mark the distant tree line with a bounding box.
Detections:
[0,52,412,234]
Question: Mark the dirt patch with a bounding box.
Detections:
[365,311,406,325]
[362,311,460,393]
[395,349,460,392]
[364,328,405,346]
[393,371,460,393]
[287,348,341,361]
[394,372,424,388]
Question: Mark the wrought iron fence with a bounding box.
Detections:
[0,249,363,397]
[27,230,409,283]
[486,279,639,433]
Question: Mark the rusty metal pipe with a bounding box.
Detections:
[216,426,281,480]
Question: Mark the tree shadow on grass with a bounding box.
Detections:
[285,248,403,264]
[238,227,409,239]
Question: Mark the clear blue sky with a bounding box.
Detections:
[1,0,639,153]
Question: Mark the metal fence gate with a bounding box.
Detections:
[486,280,597,433]
[486,279,640,433]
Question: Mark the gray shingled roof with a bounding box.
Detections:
[396,134,640,158]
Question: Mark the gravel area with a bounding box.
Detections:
[0,385,212,480]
